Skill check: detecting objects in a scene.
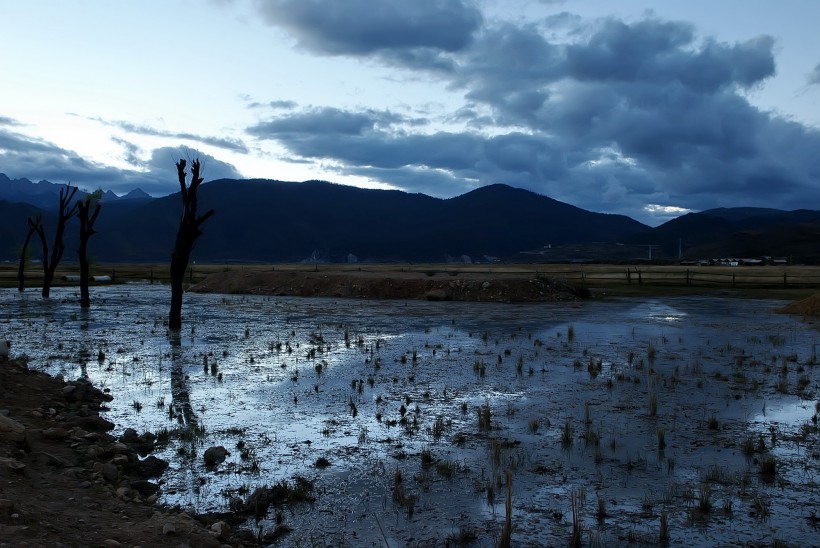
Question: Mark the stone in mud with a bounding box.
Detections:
[244,487,271,516]
[0,457,26,473]
[0,499,16,516]
[425,289,450,301]
[69,414,115,432]
[0,414,26,443]
[210,521,231,538]
[203,445,229,466]
[129,479,159,496]
[101,463,119,483]
[127,455,168,479]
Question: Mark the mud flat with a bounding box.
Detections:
[2,284,820,545]
[189,269,588,302]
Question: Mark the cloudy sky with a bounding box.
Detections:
[3,0,820,225]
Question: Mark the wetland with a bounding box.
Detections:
[2,283,820,546]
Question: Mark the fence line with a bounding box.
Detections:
[3,264,820,289]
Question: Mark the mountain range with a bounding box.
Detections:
[1,173,818,263]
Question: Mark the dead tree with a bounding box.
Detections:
[77,192,102,308]
[18,215,42,291]
[169,159,214,330]
[32,185,79,298]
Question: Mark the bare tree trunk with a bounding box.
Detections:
[31,219,49,295]
[169,250,189,329]
[41,185,79,298]
[77,197,101,308]
[168,159,214,330]
[17,215,41,292]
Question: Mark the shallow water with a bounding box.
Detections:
[2,285,819,546]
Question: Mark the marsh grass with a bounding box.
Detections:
[477,401,492,431]
[420,447,435,468]
[648,380,658,417]
[446,526,478,546]
[701,464,734,485]
[694,483,713,515]
[432,415,447,440]
[759,455,777,478]
[499,470,513,548]
[561,420,574,448]
[569,489,582,547]
[659,511,669,543]
[647,341,657,363]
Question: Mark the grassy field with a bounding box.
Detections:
[3,261,820,298]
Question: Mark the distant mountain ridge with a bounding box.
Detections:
[3,173,819,263]
[0,176,647,262]
[0,173,151,209]
[628,207,820,261]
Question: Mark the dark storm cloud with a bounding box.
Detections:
[255,0,482,55]
[245,4,820,224]
[145,147,243,184]
[248,107,406,137]
[566,20,775,92]
[0,126,148,191]
[112,137,142,166]
[0,125,241,196]
[94,118,249,154]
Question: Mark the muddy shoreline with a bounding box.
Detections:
[0,357,254,546]
[189,269,590,302]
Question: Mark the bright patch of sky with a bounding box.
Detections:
[2,0,819,225]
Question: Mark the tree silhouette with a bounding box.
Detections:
[18,215,42,292]
[32,185,79,298]
[77,191,102,308]
[169,159,214,330]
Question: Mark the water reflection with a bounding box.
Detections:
[2,285,818,545]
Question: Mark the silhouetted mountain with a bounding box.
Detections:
[0,174,73,210]
[700,207,785,222]
[1,179,649,263]
[0,201,58,262]
[0,173,151,209]
[120,188,152,201]
[629,207,820,261]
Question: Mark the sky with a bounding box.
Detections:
[2,0,820,226]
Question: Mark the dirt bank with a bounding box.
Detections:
[777,292,820,316]
[0,357,254,547]
[189,269,589,302]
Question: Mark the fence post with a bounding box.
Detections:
[732,273,735,288]
[581,270,586,283]
[784,273,787,286]
[638,270,642,285]
[627,269,631,284]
